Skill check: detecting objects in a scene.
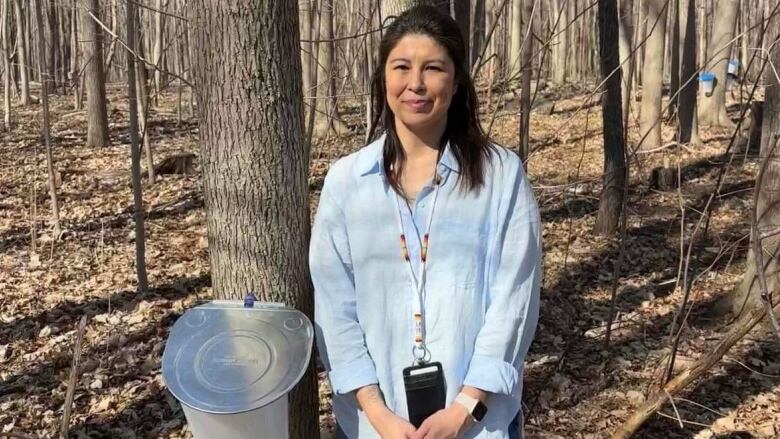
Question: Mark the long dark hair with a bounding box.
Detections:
[367,4,494,194]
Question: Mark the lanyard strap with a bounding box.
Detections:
[393,174,442,364]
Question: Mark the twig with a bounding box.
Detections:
[664,389,684,429]
[59,316,88,439]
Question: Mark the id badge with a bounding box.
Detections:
[402,361,446,427]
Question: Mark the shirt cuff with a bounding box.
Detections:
[462,354,519,395]
[328,358,379,395]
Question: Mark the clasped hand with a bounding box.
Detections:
[372,404,472,439]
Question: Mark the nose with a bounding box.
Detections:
[407,67,425,93]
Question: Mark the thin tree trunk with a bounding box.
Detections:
[595,0,626,235]
[80,0,109,147]
[71,0,81,110]
[668,0,679,120]
[678,0,700,144]
[2,0,10,129]
[34,0,61,236]
[618,0,634,123]
[126,0,149,293]
[638,0,666,150]
[472,0,485,68]
[699,0,738,127]
[509,0,523,81]
[518,0,532,164]
[13,0,30,104]
[188,1,318,437]
[153,0,166,101]
[134,7,154,184]
[454,0,470,59]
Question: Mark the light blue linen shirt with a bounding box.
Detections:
[311,134,541,438]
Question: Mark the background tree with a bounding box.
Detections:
[638,0,667,150]
[13,0,30,105]
[594,0,626,235]
[188,1,318,437]
[2,0,10,129]
[678,0,700,144]
[699,0,738,127]
[80,0,109,147]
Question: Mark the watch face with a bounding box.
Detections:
[473,401,488,422]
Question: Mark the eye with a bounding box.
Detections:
[394,65,410,70]
[426,65,443,71]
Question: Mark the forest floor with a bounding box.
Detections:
[1,82,778,439]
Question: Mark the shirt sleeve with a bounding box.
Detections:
[311,168,379,395]
[462,156,542,395]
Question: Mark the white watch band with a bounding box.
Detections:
[455,393,479,416]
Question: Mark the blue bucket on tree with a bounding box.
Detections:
[727,60,739,90]
[700,72,716,97]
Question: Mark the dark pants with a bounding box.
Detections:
[335,413,521,438]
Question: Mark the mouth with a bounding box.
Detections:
[402,99,432,111]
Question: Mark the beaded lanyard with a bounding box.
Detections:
[393,173,443,365]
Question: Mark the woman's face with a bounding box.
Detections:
[384,34,457,134]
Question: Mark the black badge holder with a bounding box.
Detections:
[403,361,446,427]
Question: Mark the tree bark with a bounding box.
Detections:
[34,0,61,236]
[731,22,780,316]
[132,6,154,184]
[80,0,109,147]
[699,0,738,127]
[472,0,485,68]
[678,0,701,143]
[71,0,81,110]
[314,0,345,137]
[188,1,318,437]
[668,0,679,120]
[13,0,30,104]
[454,0,470,57]
[638,0,666,150]
[595,0,626,235]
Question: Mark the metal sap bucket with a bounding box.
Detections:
[162,299,313,439]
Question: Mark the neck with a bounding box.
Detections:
[393,118,447,162]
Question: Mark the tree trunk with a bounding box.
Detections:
[699,0,738,127]
[595,0,626,235]
[678,0,700,143]
[2,0,10,129]
[638,0,666,150]
[153,0,166,100]
[188,1,318,437]
[47,0,58,91]
[133,7,154,184]
[80,0,109,147]
[731,22,780,316]
[550,0,568,84]
[13,0,30,104]
[518,0,532,164]
[34,0,61,236]
[71,0,80,109]
[314,0,345,137]
[125,0,149,293]
[618,0,633,123]
[472,0,485,68]
[509,0,523,81]
[668,0,679,120]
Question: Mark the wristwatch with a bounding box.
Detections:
[454,393,488,422]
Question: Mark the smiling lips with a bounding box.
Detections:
[402,99,432,111]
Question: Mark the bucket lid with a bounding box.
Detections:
[162,300,313,414]
[699,72,716,81]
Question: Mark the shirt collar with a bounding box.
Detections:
[355,132,461,178]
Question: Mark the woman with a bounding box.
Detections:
[310,5,541,439]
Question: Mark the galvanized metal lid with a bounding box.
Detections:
[162,300,313,414]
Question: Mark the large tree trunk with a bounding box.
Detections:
[595,0,626,235]
[188,1,318,438]
[13,0,30,105]
[80,0,109,147]
[618,0,633,123]
[34,0,61,236]
[699,0,738,127]
[678,0,700,144]
[638,0,666,150]
[731,22,780,316]
[126,0,149,293]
